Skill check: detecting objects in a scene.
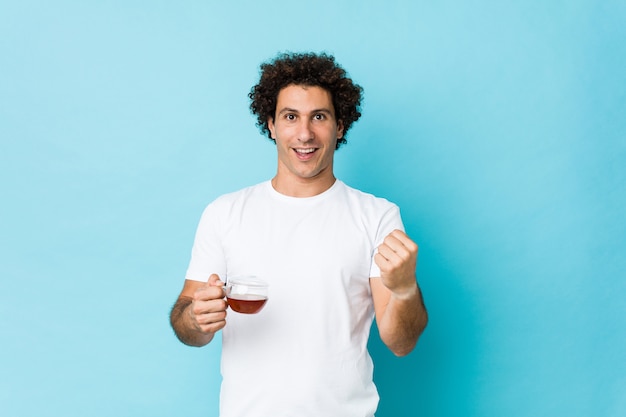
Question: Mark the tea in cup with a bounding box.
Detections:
[225,276,268,314]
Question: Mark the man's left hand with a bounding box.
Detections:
[374,229,419,299]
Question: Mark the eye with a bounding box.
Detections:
[285,113,297,121]
[313,113,326,121]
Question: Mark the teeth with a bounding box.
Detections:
[296,148,315,154]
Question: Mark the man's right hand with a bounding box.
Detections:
[188,274,228,334]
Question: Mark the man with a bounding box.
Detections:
[170,52,428,417]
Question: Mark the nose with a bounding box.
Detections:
[297,119,314,142]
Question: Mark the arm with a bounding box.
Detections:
[170,274,228,347]
[371,230,428,356]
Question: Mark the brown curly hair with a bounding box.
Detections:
[249,52,363,149]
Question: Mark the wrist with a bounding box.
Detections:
[391,282,420,301]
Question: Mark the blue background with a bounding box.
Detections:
[1,1,624,416]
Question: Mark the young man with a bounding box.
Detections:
[170,52,428,417]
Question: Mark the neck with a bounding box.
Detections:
[271,173,336,198]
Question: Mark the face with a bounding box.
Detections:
[268,84,344,193]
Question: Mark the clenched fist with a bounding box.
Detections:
[374,229,419,299]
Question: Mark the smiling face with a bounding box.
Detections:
[268,84,344,197]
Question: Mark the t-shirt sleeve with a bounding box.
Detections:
[184,201,227,282]
[369,204,405,278]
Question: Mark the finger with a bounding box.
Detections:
[387,230,418,254]
[194,298,228,314]
[376,247,407,275]
[377,243,399,263]
[196,309,228,326]
[374,252,391,270]
[198,319,227,334]
[382,233,417,260]
[194,285,227,303]
[207,273,224,287]
[378,236,414,266]
[196,310,227,333]
[389,229,407,239]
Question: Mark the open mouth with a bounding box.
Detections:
[294,148,315,155]
[294,148,317,157]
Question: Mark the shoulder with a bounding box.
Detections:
[201,181,270,215]
[334,181,405,239]
[336,181,399,213]
[211,181,268,204]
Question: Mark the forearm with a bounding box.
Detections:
[170,297,215,347]
[377,285,428,356]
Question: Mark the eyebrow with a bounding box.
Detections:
[277,107,334,116]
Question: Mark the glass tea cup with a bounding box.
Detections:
[225,276,269,314]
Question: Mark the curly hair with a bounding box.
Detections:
[249,52,363,149]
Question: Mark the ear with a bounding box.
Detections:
[268,117,276,139]
[336,120,344,139]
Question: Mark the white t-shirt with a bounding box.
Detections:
[185,180,404,417]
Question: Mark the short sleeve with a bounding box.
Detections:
[184,201,227,282]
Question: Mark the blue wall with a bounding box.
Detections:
[1,1,624,416]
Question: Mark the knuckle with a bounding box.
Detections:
[211,287,225,299]
[196,314,209,325]
[191,303,201,316]
[209,299,225,312]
